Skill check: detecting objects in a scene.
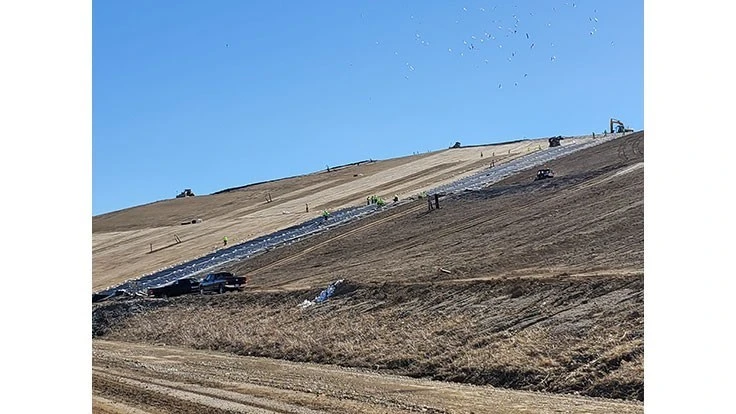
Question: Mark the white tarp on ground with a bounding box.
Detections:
[298,279,345,308]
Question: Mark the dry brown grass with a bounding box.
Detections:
[93,276,643,401]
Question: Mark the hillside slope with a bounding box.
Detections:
[229,131,643,290]
[93,132,644,403]
[93,137,558,291]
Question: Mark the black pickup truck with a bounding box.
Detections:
[147,278,199,298]
[199,272,246,294]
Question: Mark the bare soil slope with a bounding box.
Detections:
[93,133,644,407]
[230,132,643,291]
[92,137,564,291]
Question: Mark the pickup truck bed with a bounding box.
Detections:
[199,272,246,294]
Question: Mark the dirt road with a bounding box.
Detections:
[93,340,643,414]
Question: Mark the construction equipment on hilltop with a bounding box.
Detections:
[610,118,635,134]
[548,136,564,147]
[176,189,195,198]
[534,168,555,181]
[180,218,203,225]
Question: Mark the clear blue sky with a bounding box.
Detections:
[93,0,643,215]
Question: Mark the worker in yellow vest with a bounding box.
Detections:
[223,236,228,246]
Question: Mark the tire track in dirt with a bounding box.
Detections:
[247,151,643,289]
[548,198,642,241]
[93,340,644,414]
[261,195,544,288]
[93,395,154,414]
[574,162,643,193]
[310,162,462,211]
[380,174,608,259]
[219,180,343,221]
[378,210,509,258]
[94,368,326,414]
[506,277,642,333]
[93,228,162,254]
[244,202,428,283]
[94,373,237,414]
[617,133,644,164]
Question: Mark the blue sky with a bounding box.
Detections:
[93,0,643,215]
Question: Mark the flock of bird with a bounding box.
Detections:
[218,4,617,93]
[368,2,613,88]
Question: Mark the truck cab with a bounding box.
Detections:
[147,277,199,298]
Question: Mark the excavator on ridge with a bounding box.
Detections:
[610,118,634,134]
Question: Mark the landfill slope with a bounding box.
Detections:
[93,132,644,408]
[229,132,643,292]
[93,136,588,291]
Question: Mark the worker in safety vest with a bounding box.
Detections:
[223,236,228,246]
